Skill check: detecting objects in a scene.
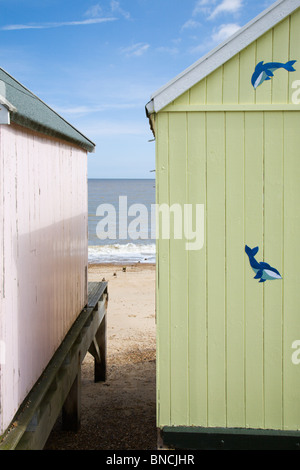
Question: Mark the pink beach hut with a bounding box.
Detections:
[0,68,107,449]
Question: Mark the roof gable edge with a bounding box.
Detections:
[149,0,300,113]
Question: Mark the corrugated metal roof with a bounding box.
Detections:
[0,67,95,153]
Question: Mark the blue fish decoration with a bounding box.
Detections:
[251,60,296,89]
[245,245,282,283]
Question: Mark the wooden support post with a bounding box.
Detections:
[62,356,81,432]
[94,312,107,382]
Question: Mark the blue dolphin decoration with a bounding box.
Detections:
[245,245,282,283]
[251,60,296,89]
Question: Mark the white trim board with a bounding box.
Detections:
[146,0,300,114]
[0,94,16,113]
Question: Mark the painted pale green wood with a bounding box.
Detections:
[239,43,256,104]
[263,112,284,429]
[163,91,190,111]
[160,104,300,112]
[283,112,300,430]
[225,112,245,427]
[156,113,171,426]
[244,112,264,428]
[189,78,206,105]
[186,113,207,426]
[289,9,300,103]
[272,18,289,104]
[206,112,226,427]
[168,113,189,425]
[155,10,300,432]
[184,13,300,109]
[223,55,240,104]
[175,91,189,106]
[255,29,273,104]
[162,102,174,111]
[206,68,223,105]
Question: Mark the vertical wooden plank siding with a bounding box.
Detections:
[0,124,88,435]
[255,30,273,104]
[206,112,226,427]
[187,113,207,426]
[156,113,171,426]
[222,56,240,104]
[168,112,189,425]
[225,112,245,428]
[244,112,264,428]
[156,12,300,431]
[283,113,300,430]
[289,8,300,103]
[272,18,290,104]
[263,112,284,430]
[157,110,300,430]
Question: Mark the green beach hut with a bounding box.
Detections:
[146,0,300,450]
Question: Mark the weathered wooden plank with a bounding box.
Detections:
[88,281,108,308]
[93,313,107,383]
[62,369,81,432]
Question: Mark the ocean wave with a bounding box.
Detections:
[88,243,156,264]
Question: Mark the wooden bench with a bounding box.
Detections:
[0,281,108,450]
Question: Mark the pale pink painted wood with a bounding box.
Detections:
[0,123,88,434]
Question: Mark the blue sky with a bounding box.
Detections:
[0,0,275,178]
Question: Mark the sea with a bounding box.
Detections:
[88,179,156,265]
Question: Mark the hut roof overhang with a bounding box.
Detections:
[145,0,300,124]
[0,67,95,153]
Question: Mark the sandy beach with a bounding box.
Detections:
[45,263,157,450]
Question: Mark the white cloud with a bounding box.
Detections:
[110,0,131,20]
[172,38,182,45]
[211,23,241,42]
[209,0,244,19]
[84,1,130,20]
[1,2,131,31]
[84,4,103,18]
[193,0,217,16]
[156,46,179,56]
[192,0,243,20]
[189,22,240,56]
[120,43,150,57]
[1,17,117,31]
[53,103,139,116]
[181,19,201,31]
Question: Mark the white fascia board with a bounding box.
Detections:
[0,105,10,124]
[0,94,17,125]
[0,94,17,113]
[148,0,300,113]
